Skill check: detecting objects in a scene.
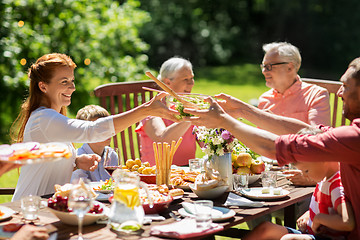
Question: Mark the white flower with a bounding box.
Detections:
[217,148,225,156]
[212,136,222,145]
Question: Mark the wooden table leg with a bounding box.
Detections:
[284,204,296,228]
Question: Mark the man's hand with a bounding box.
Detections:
[283,169,316,186]
[183,97,229,129]
[214,93,245,119]
[75,154,101,171]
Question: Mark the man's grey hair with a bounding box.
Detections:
[263,42,302,72]
[159,56,193,81]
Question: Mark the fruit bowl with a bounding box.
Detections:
[109,195,173,214]
[249,174,261,185]
[48,201,107,226]
[142,197,173,214]
[139,174,156,184]
[189,184,228,199]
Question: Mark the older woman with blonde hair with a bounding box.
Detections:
[11,53,177,201]
[136,56,202,166]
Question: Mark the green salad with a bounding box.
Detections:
[168,95,210,119]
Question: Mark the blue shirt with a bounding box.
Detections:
[70,144,119,182]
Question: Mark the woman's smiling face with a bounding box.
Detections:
[39,66,75,112]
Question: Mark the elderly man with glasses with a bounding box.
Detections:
[247,42,332,229]
[258,42,331,127]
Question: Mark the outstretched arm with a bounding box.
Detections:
[113,92,179,133]
[184,97,278,159]
[215,93,311,135]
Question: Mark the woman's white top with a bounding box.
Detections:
[12,107,115,201]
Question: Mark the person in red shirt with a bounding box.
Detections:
[243,128,355,240]
[185,57,360,239]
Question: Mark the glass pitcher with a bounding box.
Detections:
[108,169,153,232]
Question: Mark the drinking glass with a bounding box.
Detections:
[261,171,277,188]
[193,200,213,229]
[21,195,40,221]
[189,158,202,173]
[68,185,92,240]
[233,173,249,192]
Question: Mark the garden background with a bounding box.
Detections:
[0,0,359,203]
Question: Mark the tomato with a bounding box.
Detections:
[3,223,24,232]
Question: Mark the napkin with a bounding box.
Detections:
[224,192,265,207]
[150,218,223,239]
[181,202,223,218]
[145,214,166,221]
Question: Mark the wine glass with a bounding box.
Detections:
[68,185,92,240]
[104,147,121,176]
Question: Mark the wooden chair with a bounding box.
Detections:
[302,78,346,127]
[0,188,15,195]
[94,80,162,162]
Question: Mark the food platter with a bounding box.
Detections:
[240,187,290,200]
[0,142,71,165]
[0,206,15,222]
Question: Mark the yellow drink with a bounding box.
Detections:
[113,184,140,210]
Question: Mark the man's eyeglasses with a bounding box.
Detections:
[260,62,289,71]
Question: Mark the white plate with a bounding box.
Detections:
[240,187,290,200]
[178,206,235,221]
[89,182,113,194]
[0,206,15,222]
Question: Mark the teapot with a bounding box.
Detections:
[108,169,153,232]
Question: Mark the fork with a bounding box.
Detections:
[169,212,182,221]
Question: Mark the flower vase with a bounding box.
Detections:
[210,153,233,191]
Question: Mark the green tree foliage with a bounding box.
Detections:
[139,0,262,67]
[0,0,150,143]
[140,0,360,75]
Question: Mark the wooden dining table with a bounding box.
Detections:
[0,176,314,240]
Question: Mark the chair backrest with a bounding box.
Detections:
[302,78,346,127]
[94,80,162,162]
[0,188,15,195]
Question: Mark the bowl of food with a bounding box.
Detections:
[139,174,156,184]
[167,94,210,119]
[109,190,173,214]
[189,184,228,199]
[249,174,261,185]
[48,196,106,226]
[142,197,173,214]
